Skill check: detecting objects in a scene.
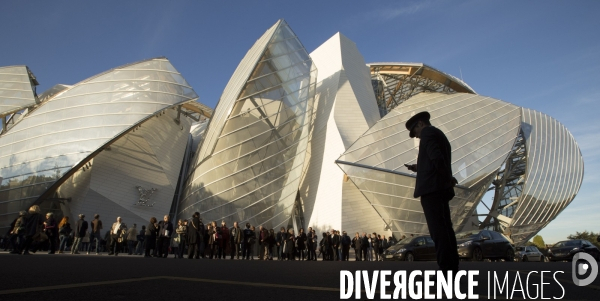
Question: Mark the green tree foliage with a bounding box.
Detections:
[532,235,545,249]
[566,231,600,249]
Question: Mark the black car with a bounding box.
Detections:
[456,230,514,261]
[383,236,436,261]
[547,239,600,262]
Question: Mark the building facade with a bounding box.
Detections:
[0,20,583,245]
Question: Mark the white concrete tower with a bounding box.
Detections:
[301,33,388,237]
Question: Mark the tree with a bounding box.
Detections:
[566,231,600,250]
[532,235,545,249]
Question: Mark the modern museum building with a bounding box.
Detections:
[0,20,583,246]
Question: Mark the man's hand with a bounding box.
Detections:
[404,164,417,172]
[451,177,458,187]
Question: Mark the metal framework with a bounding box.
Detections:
[0,66,39,136]
[369,63,476,116]
[479,129,527,233]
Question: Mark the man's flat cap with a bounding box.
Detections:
[405,111,431,138]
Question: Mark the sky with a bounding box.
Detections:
[2,0,599,244]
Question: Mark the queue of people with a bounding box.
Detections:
[3,207,395,260]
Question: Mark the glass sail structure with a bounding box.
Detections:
[0,57,199,232]
[0,66,39,135]
[336,92,522,236]
[177,20,317,229]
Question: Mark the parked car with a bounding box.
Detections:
[456,230,514,261]
[383,236,435,261]
[547,239,600,262]
[515,246,545,262]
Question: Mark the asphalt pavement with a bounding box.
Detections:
[0,252,598,300]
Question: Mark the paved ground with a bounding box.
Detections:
[0,252,598,300]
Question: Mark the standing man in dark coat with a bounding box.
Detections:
[230,221,242,259]
[352,232,362,261]
[157,215,173,258]
[71,214,88,254]
[91,214,103,255]
[306,227,314,261]
[341,231,351,261]
[331,230,340,261]
[405,111,459,273]
[361,233,369,261]
[242,223,254,260]
[187,212,201,259]
[276,227,286,260]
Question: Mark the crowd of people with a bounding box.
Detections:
[3,206,398,261]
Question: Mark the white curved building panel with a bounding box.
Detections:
[0,58,198,230]
[178,21,317,229]
[299,32,384,236]
[0,66,37,117]
[508,108,584,243]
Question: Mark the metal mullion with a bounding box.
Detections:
[246,58,310,89]
[187,121,309,177]
[385,108,518,172]
[226,84,306,120]
[212,110,308,157]
[371,204,425,214]
[0,87,33,92]
[348,175,415,190]
[220,96,309,139]
[344,93,473,159]
[563,130,582,216]
[77,79,193,89]
[188,133,308,191]
[526,115,556,224]
[454,138,519,187]
[386,218,428,226]
[0,151,88,173]
[1,123,134,150]
[212,171,302,221]
[348,93,483,154]
[520,113,551,225]
[4,107,171,138]
[0,138,99,160]
[50,89,196,103]
[236,73,310,102]
[532,119,562,224]
[0,80,31,84]
[112,68,181,75]
[181,156,305,211]
[351,175,470,203]
[184,139,309,206]
[252,49,309,77]
[546,124,570,221]
[0,95,34,100]
[0,178,58,196]
[355,96,499,168]
[17,99,180,128]
[549,126,578,222]
[448,115,521,166]
[513,111,542,225]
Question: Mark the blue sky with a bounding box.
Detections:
[2,0,598,243]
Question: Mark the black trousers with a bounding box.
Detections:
[362,247,368,261]
[342,246,350,261]
[188,243,198,259]
[157,236,170,257]
[145,235,155,256]
[420,189,459,272]
[109,234,121,254]
[231,241,240,259]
